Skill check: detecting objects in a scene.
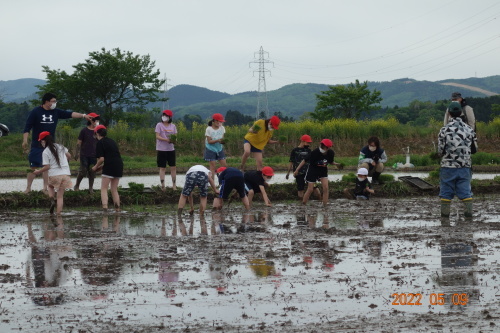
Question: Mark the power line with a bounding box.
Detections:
[249,46,274,119]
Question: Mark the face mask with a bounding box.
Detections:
[268,124,274,131]
[94,121,100,126]
[319,147,326,154]
[162,116,169,122]
[369,146,377,152]
[357,177,366,182]
[50,102,57,110]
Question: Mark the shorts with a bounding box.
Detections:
[28,147,44,168]
[182,171,209,197]
[439,167,472,200]
[244,140,262,153]
[204,149,226,162]
[219,176,246,200]
[78,157,97,177]
[157,150,176,168]
[102,174,121,179]
[295,173,306,191]
[48,175,73,190]
[305,166,328,183]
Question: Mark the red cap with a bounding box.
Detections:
[300,134,312,143]
[269,115,280,129]
[94,125,107,133]
[216,167,227,174]
[261,166,274,177]
[320,139,333,148]
[162,109,173,117]
[88,112,100,119]
[38,131,50,141]
[212,113,225,122]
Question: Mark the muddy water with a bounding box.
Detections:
[1,171,499,193]
[1,197,499,332]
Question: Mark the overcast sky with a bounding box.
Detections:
[2,0,499,94]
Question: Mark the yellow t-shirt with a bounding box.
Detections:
[244,119,273,150]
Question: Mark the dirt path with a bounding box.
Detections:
[440,82,498,96]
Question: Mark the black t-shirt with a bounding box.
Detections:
[289,147,311,175]
[307,148,334,169]
[354,178,372,196]
[244,170,265,193]
[96,137,123,177]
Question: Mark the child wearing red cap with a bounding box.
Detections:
[74,112,100,193]
[243,166,274,207]
[204,113,227,180]
[240,115,280,171]
[286,134,320,199]
[155,110,177,190]
[294,138,339,206]
[213,167,250,210]
[32,132,72,215]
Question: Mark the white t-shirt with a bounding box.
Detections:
[186,165,211,176]
[205,126,225,153]
[42,143,71,177]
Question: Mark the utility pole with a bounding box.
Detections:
[249,46,273,119]
[162,74,172,110]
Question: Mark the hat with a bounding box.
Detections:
[212,113,225,122]
[269,116,280,129]
[320,138,333,148]
[357,168,369,176]
[451,92,462,99]
[261,166,274,177]
[216,167,227,174]
[94,124,107,133]
[162,109,173,117]
[38,131,50,141]
[88,112,100,119]
[448,101,462,117]
[300,134,312,143]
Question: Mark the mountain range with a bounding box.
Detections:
[1,76,499,119]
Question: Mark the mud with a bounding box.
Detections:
[0,196,499,332]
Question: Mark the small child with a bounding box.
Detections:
[177,165,219,215]
[343,168,375,200]
[244,166,274,207]
[204,113,227,180]
[294,138,339,206]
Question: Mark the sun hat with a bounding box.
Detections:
[212,113,225,122]
[269,116,280,129]
[320,138,333,148]
[261,166,274,177]
[38,131,50,141]
[357,168,369,176]
[300,134,312,143]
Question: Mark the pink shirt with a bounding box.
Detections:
[155,122,177,151]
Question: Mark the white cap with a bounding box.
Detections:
[357,168,368,176]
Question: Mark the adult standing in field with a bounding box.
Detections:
[155,110,177,191]
[22,93,90,193]
[358,136,388,185]
[32,132,72,215]
[74,112,100,193]
[444,92,476,130]
[204,113,227,180]
[91,125,123,212]
[240,116,280,171]
[438,101,477,218]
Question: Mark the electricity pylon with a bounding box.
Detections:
[249,46,273,119]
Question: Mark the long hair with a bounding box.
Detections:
[43,135,62,167]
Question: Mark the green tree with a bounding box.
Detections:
[36,47,167,125]
[491,104,500,120]
[312,80,382,120]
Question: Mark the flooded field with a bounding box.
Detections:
[1,196,499,332]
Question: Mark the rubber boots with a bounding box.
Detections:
[372,172,383,185]
[463,198,473,218]
[440,199,451,218]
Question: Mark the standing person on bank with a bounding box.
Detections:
[438,102,477,218]
[155,110,177,190]
[204,113,227,180]
[358,136,388,185]
[32,132,72,215]
[286,134,319,199]
[22,93,90,193]
[91,125,123,212]
[240,116,280,171]
[74,113,100,193]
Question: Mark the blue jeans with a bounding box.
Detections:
[439,167,472,200]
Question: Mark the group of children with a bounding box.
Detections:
[35,110,384,215]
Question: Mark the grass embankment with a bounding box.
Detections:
[1,118,500,176]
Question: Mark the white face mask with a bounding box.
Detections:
[162,116,169,122]
[268,124,274,131]
[319,147,326,154]
[369,146,377,152]
[94,121,100,126]
[50,102,57,110]
[357,177,366,182]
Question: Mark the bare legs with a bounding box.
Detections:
[302,178,329,206]
[159,167,166,190]
[26,169,48,194]
[159,166,176,190]
[209,159,227,180]
[101,177,121,211]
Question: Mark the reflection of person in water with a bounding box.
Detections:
[26,216,73,306]
[79,215,124,287]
